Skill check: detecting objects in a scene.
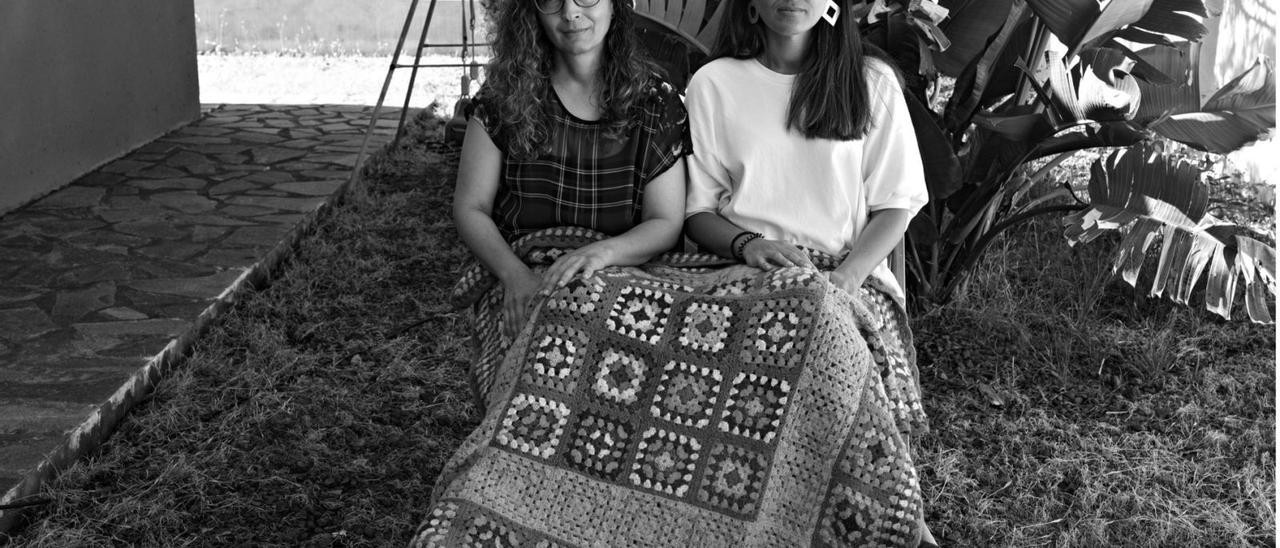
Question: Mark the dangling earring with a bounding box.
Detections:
[747,3,759,24]
[822,0,840,25]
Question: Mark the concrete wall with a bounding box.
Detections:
[0,0,200,215]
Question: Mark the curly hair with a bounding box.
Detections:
[479,0,659,160]
[711,0,893,141]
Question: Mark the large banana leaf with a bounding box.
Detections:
[1075,48,1141,120]
[1129,44,1200,121]
[1037,46,1141,126]
[1064,142,1276,323]
[1148,57,1277,153]
[1026,0,1153,53]
[942,1,1032,131]
[1113,0,1209,47]
[934,0,1017,77]
[904,90,965,199]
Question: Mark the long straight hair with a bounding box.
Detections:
[710,0,880,140]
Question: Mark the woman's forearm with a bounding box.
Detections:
[454,205,534,284]
[592,216,683,266]
[684,211,746,259]
[835,208,912,281]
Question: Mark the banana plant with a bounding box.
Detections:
[859,0,1276,321]
[1065,141,1276,322]
[628,0,1275,320]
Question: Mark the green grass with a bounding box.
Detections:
[6,113,1274,546]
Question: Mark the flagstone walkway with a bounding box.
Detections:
[0,104,406,524]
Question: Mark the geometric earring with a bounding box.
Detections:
[822,0,840,25]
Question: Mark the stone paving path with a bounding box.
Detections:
[0,104,403,518]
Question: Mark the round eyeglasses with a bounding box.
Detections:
[535,0,603,14]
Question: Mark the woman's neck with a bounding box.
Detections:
[552,54,604,120]
[553,49,603,86]
[758,32,811,74]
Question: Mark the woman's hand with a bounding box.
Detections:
[541,242,615,289]
[827,268,867,296]
[501,268,544,339]
[741,238,816,270]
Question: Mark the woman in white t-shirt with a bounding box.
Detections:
[684,0,926,305]
[683,0,937,545]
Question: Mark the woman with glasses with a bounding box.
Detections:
[682,0,936,545]
[453,0,690,359]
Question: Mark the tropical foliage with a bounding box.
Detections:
[855,0,1276,322]
[628,0,1276,322]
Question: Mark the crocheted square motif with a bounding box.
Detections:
[650,360,723,428]
[760,267,821,291]
[705,277,751,297]
[837,387,917,501]
[563,410,634,481]
[719,372,791,443]
[415,501,460,546]
[739,298,816,369]
[634,275,695,294]
[495,393,571,459]
[697,443,770,517]
[522,324,589,394]
[590,349,648,407]
[676,301,734,354]
[629,427,702,497]
[606,286,673,344]
[817,384,920,546]
[463,513,520,546]
[815,483,917,547]
[544,275,605,315]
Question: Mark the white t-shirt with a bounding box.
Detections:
[684,56,928,300]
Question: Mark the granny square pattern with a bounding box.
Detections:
[464,514,519,547]
[815,382,922,547]
[697,443,770,517]
[719,372,791,443]
[760,267,822,291]
[545,275,606,315]
[427,227,926,548]
[563,410,634,481]
[650,360,724,428]
[739,298,816,370]
[606,286,673,344]
[590,349,648,408]
[495,393,571,459]
[705,277,752,297]
[522,324,589,394]
[630,427,703,497]
[677,301,734,354]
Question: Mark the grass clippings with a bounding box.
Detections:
[6,111,1276,547]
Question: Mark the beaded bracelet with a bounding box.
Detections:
[730,231,762,262]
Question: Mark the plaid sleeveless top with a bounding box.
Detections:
[473,79,691,241]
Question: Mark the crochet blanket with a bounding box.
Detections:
[415,227,927,547]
